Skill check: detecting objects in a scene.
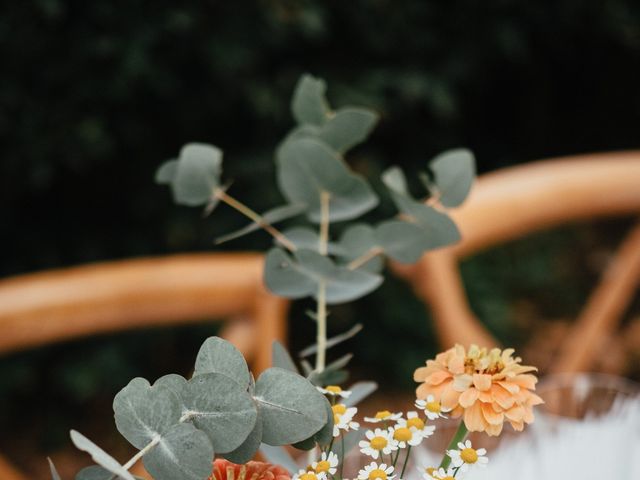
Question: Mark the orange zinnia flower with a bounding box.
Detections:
[210,459,291,480]
[414,344,543,436]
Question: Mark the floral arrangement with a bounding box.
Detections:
[48,75,541,480]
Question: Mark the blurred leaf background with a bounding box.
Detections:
[1,0,640,471]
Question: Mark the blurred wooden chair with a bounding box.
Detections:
[0,252,288,480]
[394,150,640,373]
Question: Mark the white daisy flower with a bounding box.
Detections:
[317,385,352,398]
[332,403,359,437]
[294,469,327,480]
[394,412,436,444]
[428,467,456,480]
[364,410,402,423]
[357,462,395,480]
[390,421,429,448]
[417,464,440,480]
[415,395,450,420]
[447,439,488,472]
[312,451,339,476]
[359,428,398,459]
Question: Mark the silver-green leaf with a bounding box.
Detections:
[69,430,136,480]
[430,148,475,207]
[113,378,182,450]
[291,74,330,126]
[276,138,378,223]
[143,423,213,480]
[182,373,257,453]
[254,367,328,445]
[193,336,251,388]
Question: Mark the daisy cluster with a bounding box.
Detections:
[295,385,490,480]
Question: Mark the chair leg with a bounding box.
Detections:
[0,455,27,480]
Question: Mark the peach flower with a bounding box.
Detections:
[414,344,543,436]
[210,459,291,480]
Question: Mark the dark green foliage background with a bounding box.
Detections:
[1,0,639,460]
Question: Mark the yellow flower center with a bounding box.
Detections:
[407,417,425,430]
[332,404,347,415]
[426,401,441,413]
[441,477,455,480]
[368,469,387,480]
[370,436,388,450]
[461,448,478,464]
[326,385,342,394]
[393,427,412,442]
[314,461,330,473]
[374,410,392,419]
[425,467,436,477]
[300,473,317,480]
[333,413,341,424]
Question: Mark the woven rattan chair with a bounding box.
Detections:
[0,252,288,480]
[394,150,640,374]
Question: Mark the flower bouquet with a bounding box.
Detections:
[49,75,542,480]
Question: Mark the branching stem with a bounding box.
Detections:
[215,189,298,252]
[347,247,384,270]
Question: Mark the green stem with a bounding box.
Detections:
[438,422,468,470]
[400,446,411,478]
[392,449,401,468]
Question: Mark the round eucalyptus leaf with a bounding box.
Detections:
[182,373,257,453]
[113,378,182,450]
[70,430,136,480]
[403,203,461,249]
[155,160,178,184]
[222,408,263,464]
[272,341,299,374]
[143,423,213,480]
[314,107,378,153]
[254,367,328,445]
[171,143,222,207]
[292,74,330,126]
[430,148,475,207]
[193,336,250,388]
[153,374,188,405]
[276,138,378,223]
[337,224,384,273]
[323,264,383,304]
[264,248,316,299]
[375,220,431,263]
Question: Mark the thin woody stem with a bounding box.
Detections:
[315,191,331,373]
[214,189,297,252]
[347,247,384,270]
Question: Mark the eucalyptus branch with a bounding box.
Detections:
[347,246,384,270]
[214,189,298,252]
[106,436,161,480]
[315,191,331,372]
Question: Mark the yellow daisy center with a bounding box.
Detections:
[425,467,436,477]
[426,401,441,413]
[370,436,388,450]
[333,413,341,424]
[368,469,387,480]
[326,385,342,394]
[332,404,347,415]
[374,410,392,419]
[441,477,455,480]
[393,427,412,442]
[461,447,478,464]
[407,417,425,430]
[300,473,317,480]
[314,461,330,473]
